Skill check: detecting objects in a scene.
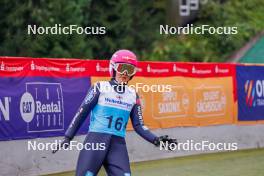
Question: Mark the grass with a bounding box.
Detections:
[45,148,264,176]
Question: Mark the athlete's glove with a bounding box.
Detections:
[52,137,71,154]
[153,135,178,148]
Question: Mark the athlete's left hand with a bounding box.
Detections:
[52,137,71,154]
[153,135,178,147]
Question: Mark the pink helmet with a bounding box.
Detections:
[109,49,138,77]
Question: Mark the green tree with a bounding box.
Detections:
[147,0,264,62]
[0,0,165,60]
[83,0,165,60]
[0,0,91,58]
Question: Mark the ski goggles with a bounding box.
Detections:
[114,63,137,76]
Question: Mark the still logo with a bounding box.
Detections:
[20,92,35,122]
[20,82,64,132]
[245,80,264,107]
[179,0,207,16]
[0,97,11,121]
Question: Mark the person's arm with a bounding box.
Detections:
[65,83,100,139]
[130,94,158,144]
[130,93,178,147]
[53,83,100,153]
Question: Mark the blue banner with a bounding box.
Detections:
[237,65,264,121]
[0,77,90,140]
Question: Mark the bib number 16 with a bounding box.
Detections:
[106,116,127,131]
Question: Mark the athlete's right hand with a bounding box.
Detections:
[153,135,178,148]
[52,137,71,154]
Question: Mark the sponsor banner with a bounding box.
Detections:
[1,57,236,78]
[0,57,91,77]
[0,57,237,140]
[88,60,236,78]
[0,77,90,140]
[90,61,237,101]
[87,60,110,76]
[237,65,264,121]
[137,62,235,77]
[91,76,234,128]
